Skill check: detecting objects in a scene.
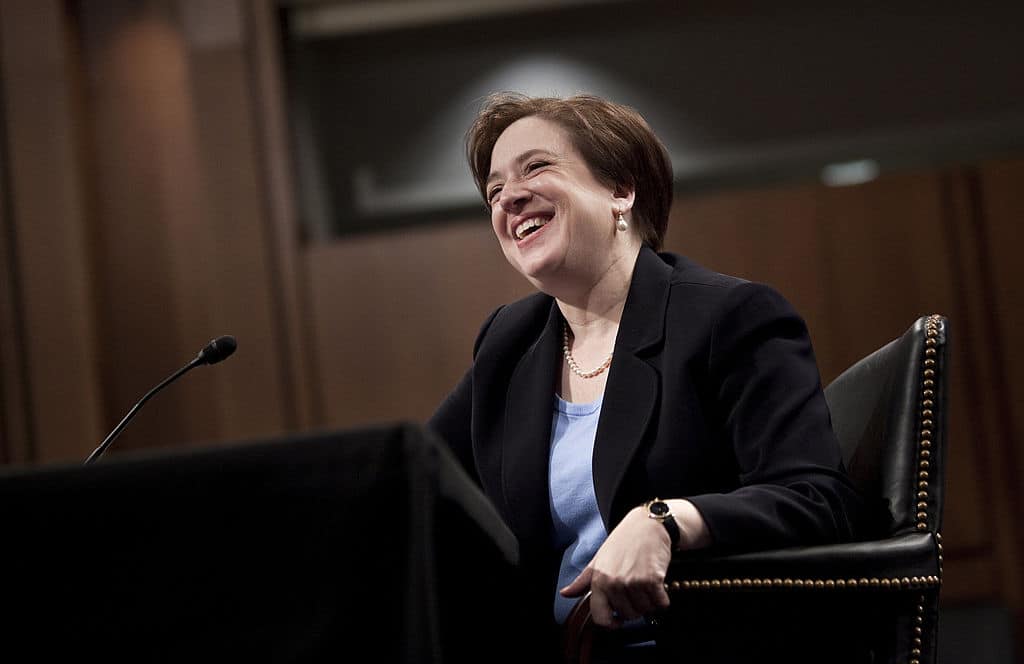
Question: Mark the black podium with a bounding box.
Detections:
[0,423,519,662]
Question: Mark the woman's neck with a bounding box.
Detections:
[555,245,641,342]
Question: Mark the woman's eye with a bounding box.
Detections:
[526,161,549,172]
[488,186,502,202]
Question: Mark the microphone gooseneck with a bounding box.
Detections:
[84,335,238,464]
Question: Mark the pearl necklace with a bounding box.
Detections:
[562,322,613,379]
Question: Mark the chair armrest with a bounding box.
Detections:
[667,531,941,592]
[563,533,942,663]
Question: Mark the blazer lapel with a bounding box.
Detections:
[592,248,672,527]
[501,302,562,544]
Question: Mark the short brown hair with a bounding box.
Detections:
[466,93,673,250]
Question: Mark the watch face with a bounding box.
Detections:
[649,500,670,518]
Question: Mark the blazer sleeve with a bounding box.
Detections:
[686,282,868,552]
[426,306,503,484]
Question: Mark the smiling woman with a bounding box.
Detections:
[468,94,672,252]
[428,93,875,661]
[486,115,637,297]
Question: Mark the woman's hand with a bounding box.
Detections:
[560,505,671,628]
[559,499,710,628]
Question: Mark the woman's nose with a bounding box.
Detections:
[497,181,531,213]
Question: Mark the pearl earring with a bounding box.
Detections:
[616,212,629,232]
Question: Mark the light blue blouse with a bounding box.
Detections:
[548,393,608,624]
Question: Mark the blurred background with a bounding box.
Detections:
[0,0,1021,660]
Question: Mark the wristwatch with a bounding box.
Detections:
[645,498,681,550]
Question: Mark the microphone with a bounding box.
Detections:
[84,335,238,464]
[195,335,237,365]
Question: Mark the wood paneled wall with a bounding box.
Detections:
[0,1,105,463]
[306,218,532,429]
[0,0,301,462]
[0,0,1021,646]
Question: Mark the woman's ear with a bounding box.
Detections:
[612,184,636,216]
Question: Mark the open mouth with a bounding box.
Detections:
[514,216,552,241]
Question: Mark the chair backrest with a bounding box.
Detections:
[824,314,949,536]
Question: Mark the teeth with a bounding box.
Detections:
[514,217,550,240]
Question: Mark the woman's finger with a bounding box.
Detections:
[588,586,622,629]
[559,565,593,598]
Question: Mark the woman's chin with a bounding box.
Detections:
[503,234,571,287]
[515,257,569,292]
[509,244,553,273]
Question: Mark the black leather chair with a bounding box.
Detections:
[564,314,949,664]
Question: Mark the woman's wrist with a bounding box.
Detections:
[665,499,712,550]
[635,498,712,551]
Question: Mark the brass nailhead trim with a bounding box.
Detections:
[910,315,943,664]
[666,575,941,592]
[916,315,942,535]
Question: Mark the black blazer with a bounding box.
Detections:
[429,247,866,620]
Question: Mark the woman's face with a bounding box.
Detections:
[486,115,633,292]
